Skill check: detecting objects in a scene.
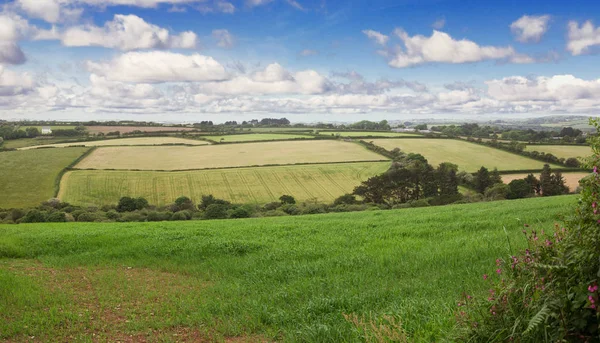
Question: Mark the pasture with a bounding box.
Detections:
[371,138,562,172]
[58,162,390,206]
[317,131,418,137]
[19,137,209,150]
[525,145,592,159]
[502,172,589,192]
[85,126,197,134]
[18,125,77,131]
[0,195,575,342]
[204,133,312,143]
[74,140,387,171]
[0,148,89,209]
[1,137,83,149]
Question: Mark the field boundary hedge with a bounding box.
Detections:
[53,147,96,197]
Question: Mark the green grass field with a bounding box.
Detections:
[74,141,387,171]
[18,125,77,131]
[371,138,562,172]
[0,195,575,342]
[525,145,592,159]
[59,162,390,206]
[0,148,89,209]
[1,137,84,149]
[204,133,312,143]
[317,131,419,137]
[19,137,209,150]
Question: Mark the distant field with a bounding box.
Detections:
[317,131,419,137]
[86,126,197,134]
[1,137,84,149]
[18,125,77,131]
[248,127,314,133]
[74,141,387,171]
[19,137,209,150]
[371,138,562,172]
[502,172,589,192]
[204,133,312,143]
[525,145,592,159]
[59,162,390,206]
[0,196,575,341]
[0,148,89,208]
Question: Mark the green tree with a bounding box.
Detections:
[490,168,502,185]
[279,195,296,204]
[174,196,195,211]
[474,167,492,194]
[507,179,533,199]
[437,162,459,196]
[203,204,229,219]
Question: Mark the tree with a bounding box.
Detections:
[333,194,358,205]
[437,163,459,196]
[484,183,509,200]
[507,179,533,199]
[203,204,229,219]
[25,127,39,138]
[539,164,554,196]
[490,168,502,185]
[551,171,569,195]
[174,196,195,211]
[21,210,47,223]
[474,167,492,194]
[279,195,296,204]
[524,173,541,195]
[117,197,148,212]
[199,195,230,210]
[565,157,580,168]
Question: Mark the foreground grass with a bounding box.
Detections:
[59,162,390,206]
[371,138,563,172]
[0,195,575,342]
[0,148,89,208]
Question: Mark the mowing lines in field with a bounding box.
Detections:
[59,162,391,206]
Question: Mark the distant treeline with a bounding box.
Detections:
[431,123,588,143]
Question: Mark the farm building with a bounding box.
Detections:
[41,126,52,135]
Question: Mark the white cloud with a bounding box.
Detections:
[510,15,550,43]
[286,0,304,10]
[212,29,234,48]
[57,14,197,50]
[246,0,273,7]
[362,29,389,46]
[387,29,531,68]
[0,42,26,65]
[0,65,35,96]
[299,49,318,56]
[198,1,236,14]
[432,18,445,30]
[87,51,229,83]
[567,20,600,56]
[486,75,600,102]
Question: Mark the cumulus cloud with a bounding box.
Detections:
[0,42,26,65]
[57,14,197,50]
[87,51,229,83]
[0,13,30,65]
[212,29,234,48]
[362,29,389,46]
[0,65,35,96]
[567,20,600,56]
[510,15,551,43]
[387,29,532,68]
[486,74,600,102]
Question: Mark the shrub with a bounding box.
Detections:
[263,202,281,211]
[76,212,97,222]
[46,211,67,222]
[147,211,171,221]
[279,195,296,204]
[10,209,24,222]
[21,210,47,223]
[0,212,7,220]
[301,203,327,215]
[199,195,230,210]
[122,212,145,222]
[117,197,149,212]
[203,204,229,220]
[229,207,252,219]
[507,179,533,199]
[333,194,358,206]
[484,183,509,200]
[565,157,581,168]
[105,210,121,220]
[171,211,190,221]
[174,196,195,211]
[280,204,300,215]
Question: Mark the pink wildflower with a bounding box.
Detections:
[594,166,598,173]
[589,284,598,293]
[483,274,488,280]
[496,268,502,275]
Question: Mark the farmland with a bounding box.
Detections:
[0,195,575,341]
[18,125,77,131]
[317,131,419,137]
[502,172,589,191]
[58,162,390,206]
[203,133,312,143]
[0,148,89,209]
[525,145,592,159]
[85,126,197,134]
[0,137,84,149]
[19,137,209,150]
[74,141,387,171]
[371,138,562,172]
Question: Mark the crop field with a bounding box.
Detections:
[502,172,589,192]
[525,145,592,159]
[371,138,562,172]
[204,133,312,143]
[19,137,209,150]
[317,131,419,137]
[0,137,84,149]
[58,162,390,206]
[0,148,89,209]
[74,140,387,171]
[85,126,197,134]
[0,195,575,341]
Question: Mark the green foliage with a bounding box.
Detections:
[474,166,492,194]
[174,196,195,211]
[484,183,509,200]
[20,210,47,223]
[228,207,252,219]
[333,194,358,205]
[507,179,533,199]
[46,211,66,223]
[279,195,296,204]
[199,195,231,211]
[203,204,229,219]
[116,197,148,212]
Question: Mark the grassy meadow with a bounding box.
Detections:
[0,195,575,342]
[371,138,562,172]
[1,137,84,149]
[19,137,209,150]
[0,148,89,208]
[74,141,387,171]
[502,172,589,191]
[204,133,312,143]
[317,131,418,137]
[58,162,390,206]
[525,145,592,159]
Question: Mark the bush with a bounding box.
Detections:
[203,204,229,219]
[76,212,97,222]
[21,210,47,223]
[484,183,509,200]
[105,210,121,220]
[0,212,7,220]
[565,157,581,168]
[10,209,24,222]
[229,207,252,219]
[174,196,195,211]
[280,204,300,215]
[117,197,149,212]
[147,211,171,221]
[263,202,281,211]
[333,194,358,206]
[301,203,327,215]
[279,195,296,204]
[46,211,66,222]
[122,212,145,222]
[507,179,533,199]
[171,211,190,221]
[199,195,230,210]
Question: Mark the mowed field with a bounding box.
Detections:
[0,148,89,208]
[85,126,197,134]
[74,141,387,171]
[0,196,575,342]
[502,172,589,191]
[204,133,312,143]
[525,145,592,159]
[19,137,209,150]
[371,138,562,172]
[317,131,419,137]
[1,137,84,149]
[59,162,390,206]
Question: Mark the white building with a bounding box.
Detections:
[41,126,52,135]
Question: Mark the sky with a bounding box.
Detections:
[1,0,600,123]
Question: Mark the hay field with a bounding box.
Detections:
[525,145,592,159]
[371,138,561,172]
[59,162,390,206]
[74,140,387,171]
[86,126,196,134]
[502,172,589,192]
[318,131,419,137]
[204,133,311,142]
[19,137,209,150]
[0,148,89,208]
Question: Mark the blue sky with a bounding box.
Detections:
[1,0,600,123]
